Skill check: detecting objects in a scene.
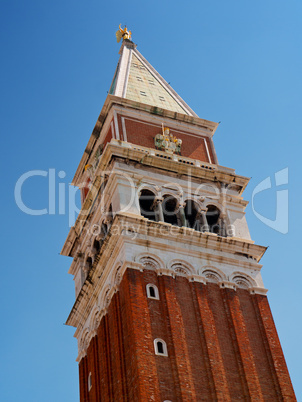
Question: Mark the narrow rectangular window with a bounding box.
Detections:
[88,372,92,391]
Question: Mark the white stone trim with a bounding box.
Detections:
[219,281,237,290]
[249,287,268,295]
[70,94,220,187]
[204,138,211,163]
[122,50,132,98]
[67,209,267,361]
[230,272,257,289]
[146,284,160,300]
[188,275,207,284]
[122,115,213,141]
[137,183,160,198]
[200,266,227,282]
[135,253,165,271]
[114,45,132,98]
[154,338,168,357]
[167,259,196,276]
[121,116,127,142]
[74,256,267,361]
[113,110,120,140]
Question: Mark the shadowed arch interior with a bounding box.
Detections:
[184,200,200,229]
[162,195,179,226]
[139,189,156,221]
[206,205,220,233]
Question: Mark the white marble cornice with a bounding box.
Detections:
[66,213,267,332]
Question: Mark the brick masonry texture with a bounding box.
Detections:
[119,115,212,163]
[78,268,296,401]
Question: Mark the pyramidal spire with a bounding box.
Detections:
[109,33,198,117]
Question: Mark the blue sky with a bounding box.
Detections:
[1,0,301,400]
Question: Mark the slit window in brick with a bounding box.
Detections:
[146,284,159,299]
[154,338,168,356]
[88,372,92,391]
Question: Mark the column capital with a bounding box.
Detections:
[178,201,186,209]
[196,206,208,215]
[153,196,164,207]
[154,196,164,203]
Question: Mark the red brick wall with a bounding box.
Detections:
[119,115,211,163]
[79,269,296,401]
[102,125,113,148]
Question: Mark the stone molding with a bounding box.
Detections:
[75,253,269,362]
[67,213,266,329]
[62,140,252,257]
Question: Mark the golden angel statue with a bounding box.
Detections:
[116,24,132,43]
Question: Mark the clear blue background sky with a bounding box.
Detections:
[1,0,301,400]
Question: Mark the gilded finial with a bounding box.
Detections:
[116,24,132,43]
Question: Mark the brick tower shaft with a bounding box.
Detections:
[62,35,296,401]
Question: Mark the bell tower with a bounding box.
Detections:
[61,32,296,401]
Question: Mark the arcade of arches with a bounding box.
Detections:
[139,189,226,237]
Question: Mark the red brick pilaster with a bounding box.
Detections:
[254,294,296,401]
[224,287,263,400]
[107,297,124,401]
[97,319,110,401]
[121,268,161,401]
[91,336,99,401]
[104,315,114,401]
[79,355,89,402]
[79,358,85,402]
[86,339,95,402]
[161,275,197,400]
[115,293,129,399]
[193,282,231,401]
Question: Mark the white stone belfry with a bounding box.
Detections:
[62,39,267,361]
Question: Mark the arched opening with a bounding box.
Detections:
[86,257,93,271]
[162,195,179,226]
[146,284,159,299]
[149,286,155,297]
[107,204,113,225]
[206,205,220,234]
[92,238,101,254]
[101,222,108,239]
[184,200,201,230]
[88,372,92,391]
[139,190,156,221]
[157,341,164,354]
[154,338,168,356]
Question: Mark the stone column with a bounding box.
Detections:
[153,197,164,222]
[178,202,187,227]
[219,212,227,237]
[197,207,209,232]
